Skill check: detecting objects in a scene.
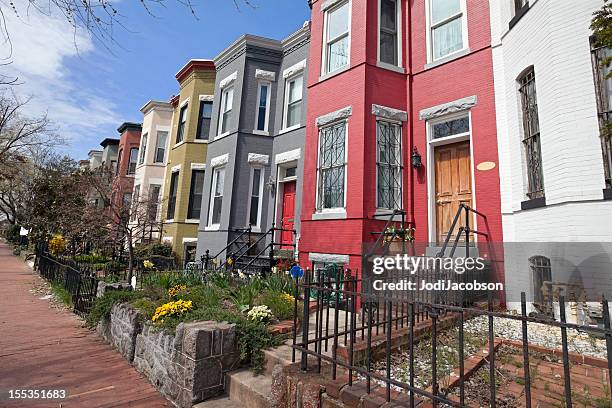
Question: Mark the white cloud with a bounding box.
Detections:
[1,0,122,156]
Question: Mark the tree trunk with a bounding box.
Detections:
[127,230,134,285]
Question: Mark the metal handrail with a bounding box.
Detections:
[236,226,297,273]
[207,226,253,269]
[365,209,407,260]
[436,203,488,258]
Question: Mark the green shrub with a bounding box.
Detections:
[86,290,146,328]
[131,297,157,318]
[74,254,110,264]
[263,273,295,295]
[256,290,298,321]
[227,278,263,312]
[236,320,283,374]
[4,224,21,244]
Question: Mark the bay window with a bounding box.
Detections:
[208,167,225,226]
[167,171,179,220]
[428,0,466,61]
[127,147,138,175]
[187,170,205,219]
[196,101,213,140]
[247,167,264,228]
[154,131,168,163]
[376,121,402,209]
[317,121,346,210]
[255,82,271,132]
[379,0,399,66]
[323,1,350,74]
[139,133,147,165]
[176,103,187,143]
[218,87,234,135]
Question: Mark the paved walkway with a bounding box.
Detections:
[0,241,170,407]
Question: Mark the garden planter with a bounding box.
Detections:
[97,302,142,362]
[132,321,241,408]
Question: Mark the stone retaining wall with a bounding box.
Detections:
[97,302,142,362]
[132,321,241,408]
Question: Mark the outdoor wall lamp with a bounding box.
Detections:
[411,147,422,169]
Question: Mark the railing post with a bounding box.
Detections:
[267,244,275,278]
[301,267,311,371]
[464,204,470,258]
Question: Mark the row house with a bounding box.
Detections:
[128,100,173,244]
[161,60,216,264]
[99,138,119,172]
[298,0,504,278]
[195,25,311,264]
[111,123,142,228]
[490,0,612,314]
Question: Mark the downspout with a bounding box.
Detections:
[407,0,415,226]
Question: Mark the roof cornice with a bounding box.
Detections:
[117,122,142,134]
[100,138,119,148]
[175,59,215,83]
[140,100,174,115]
[214,34,282,68]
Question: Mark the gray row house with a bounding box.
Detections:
[195,23,310,270]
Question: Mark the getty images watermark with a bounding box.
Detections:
[370,255,504,292]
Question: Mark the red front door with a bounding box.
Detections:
[280,181,296,248]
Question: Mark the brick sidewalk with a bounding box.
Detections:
[0,241,170,408]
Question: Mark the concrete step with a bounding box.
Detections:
[193,396,242,408]
[264,343,297,376]
[226,369,272,408]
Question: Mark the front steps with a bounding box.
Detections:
[193,341,298,408]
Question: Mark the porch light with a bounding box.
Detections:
[411,147,422,169]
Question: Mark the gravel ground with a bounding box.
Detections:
[464,315,607,359]
[359,314,608,393]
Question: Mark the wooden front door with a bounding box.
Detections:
[434,141,473,244]
[280,181,296,248]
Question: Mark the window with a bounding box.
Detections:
[149,184,161,221]
[518,68,545,199]
[187,170,205,219]
[176,104,188,143]
[248,167,264,228]
[284,75,303,129]
[591,39,612,189]
[131,185,140,222]
[139,134,147,165]
[154,131,168,163]
[167,171,179,220]
[432,115,470,139]
[115,150,122,176]
[122,192,132,208]
[218,87,234,135]
[529,255,552,305]
[323,1,350,74]
[379,0,399,66]
[285,166,297,178]
[196,101,213,140]
[376,121,402,209]
[255,82,271,132]
[208,167,225,226]
[317,121,346,210]
[127,148,138,175]
[429,0,465,61]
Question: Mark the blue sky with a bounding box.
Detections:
[3,0,310,159]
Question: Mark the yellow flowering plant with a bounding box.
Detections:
[167,284,189,298]
[143,260,155,270]
[48,234,67,256]
[151,299,193,324]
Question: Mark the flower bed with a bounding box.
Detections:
[88,270,302,373]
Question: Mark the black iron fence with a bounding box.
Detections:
[291,264,612,408]
[36,251,99,316]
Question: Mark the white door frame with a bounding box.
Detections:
[426,111,477,244]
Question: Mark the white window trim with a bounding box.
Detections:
[377,0,402,68]
[425,110,477,243]
[314,119,349,214]
[282,74,304,130]
[246,166,265,232]
[254,81,272,134]
[207,166,225,229]
[217,86,234,137]
[425,0,469,63]
[140,133,149,165]
[321,0,352,76]
[375,119,403,211]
